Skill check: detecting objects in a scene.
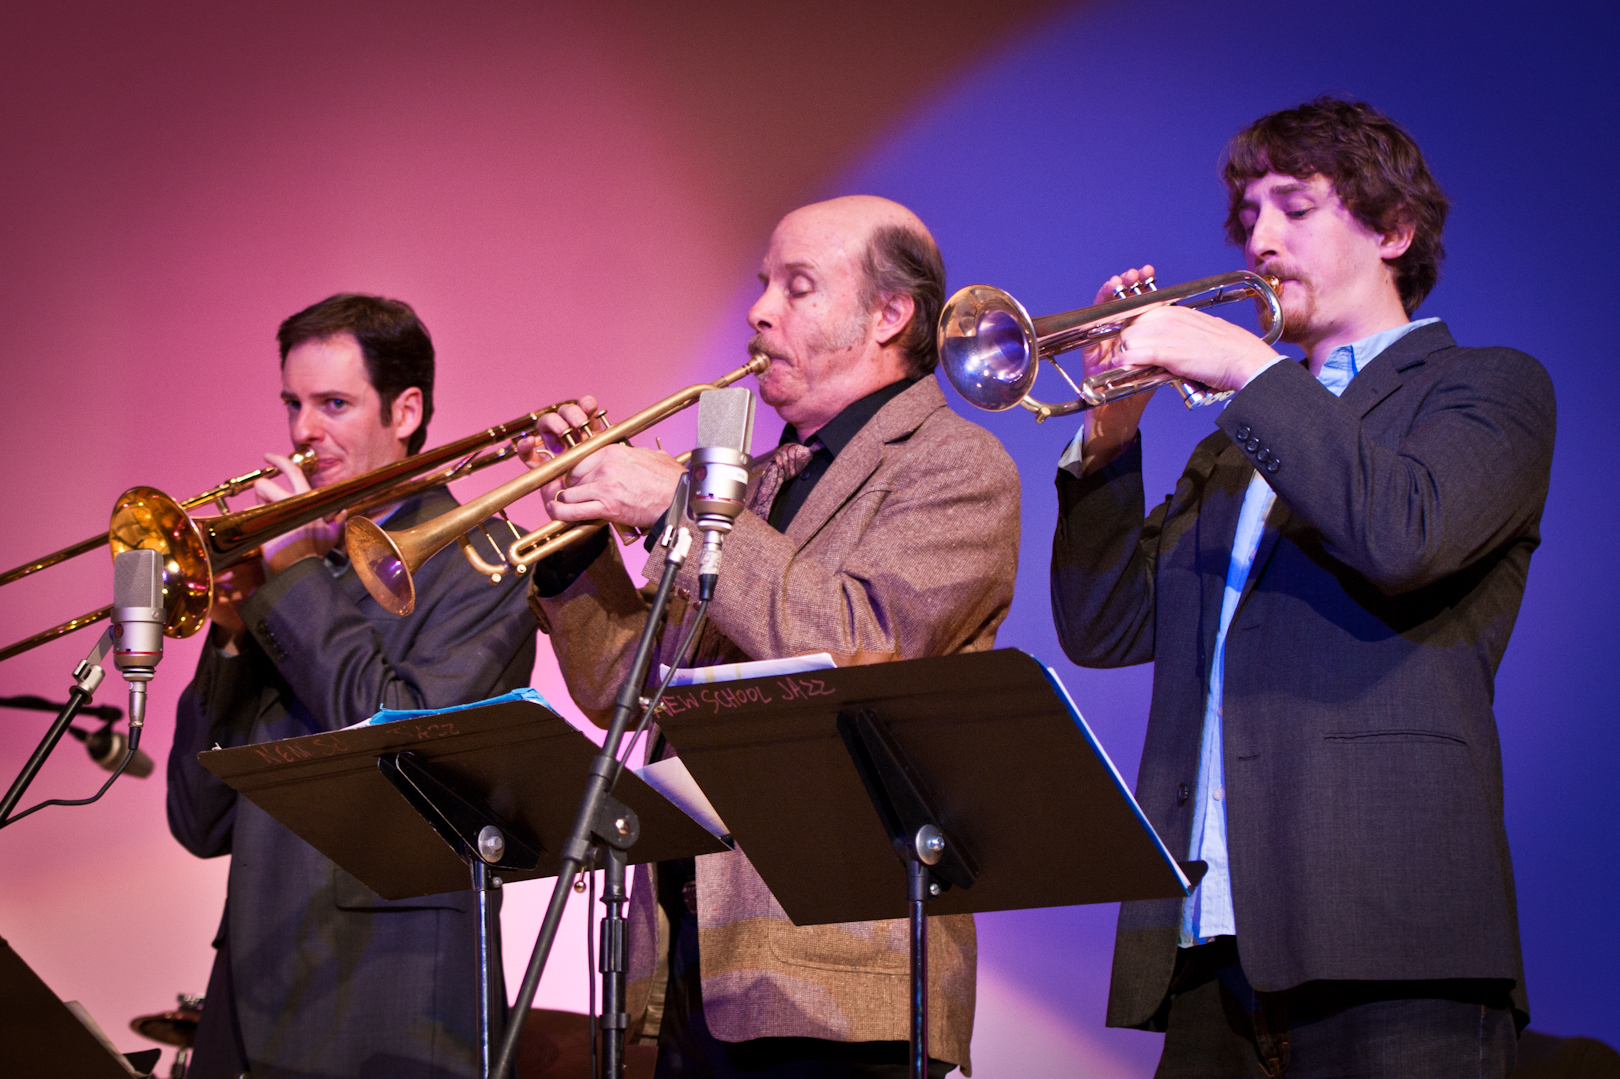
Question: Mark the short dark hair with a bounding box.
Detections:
[1220,96,1449,315]
[860,224,946,377]
[276,293,436,454]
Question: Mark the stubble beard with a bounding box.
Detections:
[749,306,872,408]
[1262,264,1318,346]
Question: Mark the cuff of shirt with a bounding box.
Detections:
[1241,355,1287,390]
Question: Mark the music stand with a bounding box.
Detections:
[654,648,1199,1079]
[0,937,161,1078]
[199,697,728,1078]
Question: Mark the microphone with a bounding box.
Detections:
[687,387,756,600]
[71,722,156,779]
[110,548,166,730]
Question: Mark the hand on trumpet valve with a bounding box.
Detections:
[519,395,685,530]
[1078,265,1161,466]
[1105,303,1279,395]
[256,452,346,572]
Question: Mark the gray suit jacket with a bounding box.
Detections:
[1050,323,1554,1029]
[168,487,537,1079]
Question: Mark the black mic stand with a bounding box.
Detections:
[490,523,699,1079]
[0,630,114,827]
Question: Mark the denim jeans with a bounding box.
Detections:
[1154,938,1517,1079]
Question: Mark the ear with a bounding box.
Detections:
[871,292,916,349]
[1378,211,1416,261]
[387,386,424,446]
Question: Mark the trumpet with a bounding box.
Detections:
[938,271,1283,422]
[347,353,770,616]
[0,411,560,662]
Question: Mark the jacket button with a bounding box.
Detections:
[1245,439,1260,453]
[1176,782,1190,806]
[1235,424,1251,441]
[1256,448,1271,463]
[1265,458,1281,474]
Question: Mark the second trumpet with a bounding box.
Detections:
[346,353,770,616]
[938,271,1283,422]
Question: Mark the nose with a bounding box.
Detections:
[747,288,776,332]
[291,404,323,446]
[1247,205,1281,267]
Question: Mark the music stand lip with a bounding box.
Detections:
[652,647,1192,928]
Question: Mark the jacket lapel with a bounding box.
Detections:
[1231,321,1454,615]
[782,378,944,552]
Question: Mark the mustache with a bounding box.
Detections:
[747,332,782,361]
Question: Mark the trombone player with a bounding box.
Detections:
[1051,98,1553,1075]
[521,196,1019,1078]
[166,294,537,1079]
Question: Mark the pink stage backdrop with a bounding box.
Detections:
[0,3,1071,1075]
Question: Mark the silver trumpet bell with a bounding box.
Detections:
[938,271,1284,422]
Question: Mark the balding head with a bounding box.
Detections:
[772,197,945,378]
[747,196,944,436]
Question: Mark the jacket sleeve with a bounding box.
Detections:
[1049,435,1170,669]
[240,555,538,728]
[1218,349,1556,595]
[166,638,271,858]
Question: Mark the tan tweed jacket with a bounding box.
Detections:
[530,376,1020,1072]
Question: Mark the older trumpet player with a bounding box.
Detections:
[167,294,537,1079]
[522,196,1019,1078]
[1052,98,1554,1075]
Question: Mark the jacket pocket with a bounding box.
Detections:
[1323,729,1468,746]
[766,920,908,974]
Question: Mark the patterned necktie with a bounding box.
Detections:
[745,441,817,518]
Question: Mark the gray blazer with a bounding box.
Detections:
[168,487,537,1079]
[1050,323,1554,1029]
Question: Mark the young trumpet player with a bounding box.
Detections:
[1053,98,1554,1076]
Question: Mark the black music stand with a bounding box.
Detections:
[0,937,162,1078]
[654,648,1199,1079]
[199,697,728,1079]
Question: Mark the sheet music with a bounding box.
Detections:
[635,757,729,841]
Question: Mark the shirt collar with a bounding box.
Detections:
[1317,317,1440,398]
[779,376,919,458]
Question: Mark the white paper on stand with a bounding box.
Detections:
[635,757,730,842]
[658,651,836,687]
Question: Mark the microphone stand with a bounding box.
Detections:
[0,630,113,826]
[490,525,697,1079]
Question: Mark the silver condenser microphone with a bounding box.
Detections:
[688,387,756,600]
[110,548,166,729]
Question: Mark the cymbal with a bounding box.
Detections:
[130,1006,201,1049]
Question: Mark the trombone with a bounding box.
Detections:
[347,353,770,616]
[938,271,1284,421]
[0,410,563,661]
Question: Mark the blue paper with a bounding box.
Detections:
[356,686,555,727]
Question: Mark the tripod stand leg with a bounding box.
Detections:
[599,844,630,1079]
[908,857,929,1079]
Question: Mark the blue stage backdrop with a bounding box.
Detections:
[783,0,1616,1067]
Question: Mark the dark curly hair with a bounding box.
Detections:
[276,293,436,455]
[860,224,946,376]
[1221,97,1449,315]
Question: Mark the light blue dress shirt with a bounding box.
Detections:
[1177,317,1438,946]
[1055,317,1441,946]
